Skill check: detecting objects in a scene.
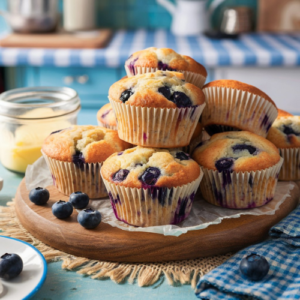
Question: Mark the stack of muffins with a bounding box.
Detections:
[42,46,297,228]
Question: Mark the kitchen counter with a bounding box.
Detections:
[0,30,300,67]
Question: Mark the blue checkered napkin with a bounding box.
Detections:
[195,209,300,300]
[269,207,300,246]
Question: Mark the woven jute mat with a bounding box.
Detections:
[0,200,232,288]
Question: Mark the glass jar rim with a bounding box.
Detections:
[0,86,81,119]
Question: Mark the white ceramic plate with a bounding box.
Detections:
[0,236,47,300]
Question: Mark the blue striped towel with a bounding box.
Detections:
[195,206,300,300]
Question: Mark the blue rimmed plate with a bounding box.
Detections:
[0,236,47,300]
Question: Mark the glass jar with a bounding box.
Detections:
[0,87,81,174]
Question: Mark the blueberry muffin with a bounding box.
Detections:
[101,146,203,227]
[202,80,278,138]
[192,131,283,209]
[42,125,130,199]
[125,47,207,88]
[97,103,117,130]
[267,112,300,180]
[108,70,206,148]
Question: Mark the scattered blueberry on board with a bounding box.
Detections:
[77,208,102,229]
[239,253,270,281]
[0,253,23,280]
[29,187,50,205]
[52,200,73,219]
[69,192,89,209]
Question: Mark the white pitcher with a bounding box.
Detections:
[157,0,208,36]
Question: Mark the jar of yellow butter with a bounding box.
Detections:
[0,87,81,173]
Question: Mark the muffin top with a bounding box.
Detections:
[192,131,280,172]
[101,146,201,188]
[109,71,205,109]
[267,115,300,148]
[42,125,130,164]
[125,47,207,77]
[203,80,276,106]
[97,103,117,129]
[277,109,293,118]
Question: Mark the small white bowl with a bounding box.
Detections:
[0,236,47,299]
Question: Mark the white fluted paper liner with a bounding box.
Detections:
[200,158,284,209]
[125,65,207,88]
[26,156,295,236]
[183,131,203,155]
[279,148,300,181]
[101,173,203,227]
[97,120,117,131]
[109,99,206,147]
[202,86,278,138]
[42,151,107,199]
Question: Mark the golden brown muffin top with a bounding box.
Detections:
[125,47,207,77]
[97,103,117,129]
[277,109,293,118]
[203,80,276,106]
[101,146,201,188]
[193,131,280,172]
[109,71,205,108]
[42,125,130,163]
[267,116,300,149]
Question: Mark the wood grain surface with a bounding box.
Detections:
[15,179,299,263]
[0,29,112,49]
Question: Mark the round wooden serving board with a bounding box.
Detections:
[15,179,299,263]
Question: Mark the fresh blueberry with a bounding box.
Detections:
[0,253,23,280]
[283,125,299,136]
[158,86,171,99]
[69,192,89,209]
[120,89,133,103]
[232,144,257,155]
[215,158,235,172]
[175,152,190,161]
[113,169,130,182]
[240,253,269,281]
[77,208,101,229]
[29,187,50,205]
[171,91,192,108]
[52,200,73,219]
[139,167,161,186]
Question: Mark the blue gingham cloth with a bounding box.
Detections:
[195,206,300,300]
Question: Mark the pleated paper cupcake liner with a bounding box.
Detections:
[279,148,300,181]
[42,151,107,199]
[200,158,284,209]
[101,172,203,227]
[125,66,207,88]
[109,99,206,148]
[183,132,203,155]
[202,86,278,138]
[97,120,117,131]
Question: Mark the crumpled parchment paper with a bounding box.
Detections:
[25,156,295,237]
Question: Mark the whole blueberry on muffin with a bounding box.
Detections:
[193,131,283,209]
[125,47,207,88]
[42,125,130,199]
[101,146,203,227]
[202,80,278,138]
[267,109,300,180]
[109,70,206,148]
[97,103,117,130]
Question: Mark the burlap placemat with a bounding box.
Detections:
[0,200,232,288]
